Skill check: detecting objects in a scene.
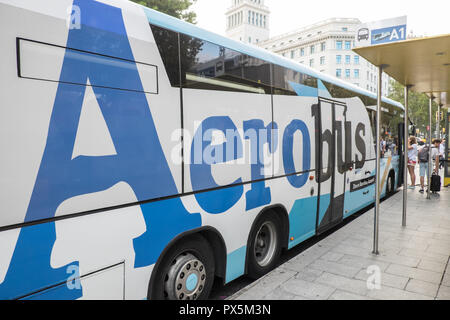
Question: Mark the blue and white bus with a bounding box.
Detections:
[0,0,405,300]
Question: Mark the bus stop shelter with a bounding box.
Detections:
[353,34,450,253]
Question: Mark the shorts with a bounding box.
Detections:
[408,160,416,166]
[419,162,428,177]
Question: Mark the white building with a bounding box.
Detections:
[259,18,391,96]
[225,0,270,45]
[225,4,391,96]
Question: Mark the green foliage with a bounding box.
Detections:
[388,80,444,138]
[131,0,198,24]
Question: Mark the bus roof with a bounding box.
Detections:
[138,4,404,111]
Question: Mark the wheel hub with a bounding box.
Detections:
[164,253,207,300]
[254,221,277,267]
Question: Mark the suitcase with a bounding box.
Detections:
[430,173,441,192]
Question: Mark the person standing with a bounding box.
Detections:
[407,136,418,189]
[418,139,441,193]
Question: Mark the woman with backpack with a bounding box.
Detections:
[407,136,418,189]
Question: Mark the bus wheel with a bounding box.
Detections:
[386,173,395,197]
[151,234,215,300]
[247,211,282,279]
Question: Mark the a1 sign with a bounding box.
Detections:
[371,25,406,45]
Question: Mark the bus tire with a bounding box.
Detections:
[247,210,282,279]
[150,234,215,300]
[386,172,395,198]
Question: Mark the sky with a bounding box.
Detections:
[192,0,450,38]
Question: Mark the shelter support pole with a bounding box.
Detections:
[402,85,412,227]
[437,104,442,139]
[373,65,386,255]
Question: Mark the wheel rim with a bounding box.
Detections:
[253,221,277,267]
[164,253,207,300]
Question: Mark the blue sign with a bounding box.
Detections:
[371,24,406,45]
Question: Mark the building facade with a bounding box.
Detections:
[259,18,391,96]
[225,0,270,45]
[225,5,391,96]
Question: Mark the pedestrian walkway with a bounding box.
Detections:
[230,185,450,300]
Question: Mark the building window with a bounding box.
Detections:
[309,59,314,67]
[342,27,348,32]
[320,56,325,65]
[345,41,351,50]
[300,48,305,56]
[321,42,326,51]
[291,50,296,59]
[336,69,342,77]
[252,11,255,24]
[249,37,252,43]
[354,55,359,65]
[367,71,369,80]
[310,45,315,54]
[248,11,251,23]
[336,55,342,64]
[354,69,360,79]
[345,55,351,64]
[345,69,350,78]
[264,15,267,28]
[336,40,343,50]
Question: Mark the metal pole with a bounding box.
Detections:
[427,96,433,200]
[373,65,385,255]
[437,104,442,139]
[402,85,411,227]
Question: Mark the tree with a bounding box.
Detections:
[131,0,198,24]
[388,80,444,139]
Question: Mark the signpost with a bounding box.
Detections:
[356,16,407,48]
[355,16,408,255]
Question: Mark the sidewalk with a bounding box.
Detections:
[230,185,450,300]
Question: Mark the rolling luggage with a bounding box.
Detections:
[430,173,441,193]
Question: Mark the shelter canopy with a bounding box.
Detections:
[353,34,450,108]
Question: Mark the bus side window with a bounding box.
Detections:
[150,24,180,87]
[179,34,271,94]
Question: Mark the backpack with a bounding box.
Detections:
[418,145,429,163]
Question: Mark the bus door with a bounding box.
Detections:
[315,99,348,234]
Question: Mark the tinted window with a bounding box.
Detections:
[272,64,317,96]
[150,24,180,87]
[180,34,271,94]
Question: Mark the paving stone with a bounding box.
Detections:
[337,254,390,271]
[354,269,409,290]
[231,267,296,300]
[426,244,450,255]
[262,286,307,300]
[328,290,373,300]
[366,286,434,300]
[417,259,447,273]
[405,279,439,297]
[280,278,336,300]
[315,272,369,296]
[320,252,345,262]
[294,268,324,282]
[436,285,450,300]
[385,264,442,284]
[398,248,449,264]
[307,259,361,278]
